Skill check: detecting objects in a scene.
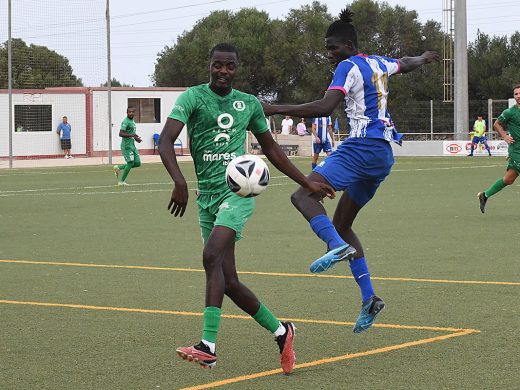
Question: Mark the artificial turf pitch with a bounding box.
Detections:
[0,157,519,389]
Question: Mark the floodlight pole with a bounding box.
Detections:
[106,0,113,164]
[454,0,469,140]
[8,0,13,168]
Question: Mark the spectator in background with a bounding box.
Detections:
[311,116,335,169]
[281,115,293,135]
[296,118,308,136]
[56,116,72,158]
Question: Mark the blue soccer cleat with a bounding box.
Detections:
[309,244,357,273]
[353,295,385,334]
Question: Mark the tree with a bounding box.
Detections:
[468,32,520,100]
[0,38,82,89]
[152,8,277,98]
[152,0,520,134]
[101,78,133,87]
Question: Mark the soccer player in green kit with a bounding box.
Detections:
[159,43,334,373]
[478,84,520,212]
[113,107,142,186]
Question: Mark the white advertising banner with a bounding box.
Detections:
[442,140,509,156]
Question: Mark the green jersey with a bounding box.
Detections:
[498,105,520,159]
[120,116,137,149]
[168,84,268,193]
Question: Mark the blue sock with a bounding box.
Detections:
[349,257,375,302]
[312,163,317,169]
[309,215,346,250]
[469,144,474,155]
[486,144,491,155]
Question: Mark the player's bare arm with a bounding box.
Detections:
[262,89,344,118]
[398,51,439,74]
[311,124,321,143]
[159,117,189,217]
[328,125,335,146]
[494,119,514,144]
[255,131,335,199]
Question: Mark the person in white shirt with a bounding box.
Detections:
[281,116,293,135]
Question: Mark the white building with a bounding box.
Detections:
[0,87,188,159]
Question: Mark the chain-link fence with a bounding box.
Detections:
[0,2,515,164]
[0,0,109,166]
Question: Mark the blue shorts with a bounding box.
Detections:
[313,137,394,207]
[313,140,333,155]
[472,136,487,144]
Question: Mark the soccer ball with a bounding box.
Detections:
[225,154,270,197]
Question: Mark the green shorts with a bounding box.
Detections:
[197,190,255,244]
[121,145,140,164]
[507,154,520,173]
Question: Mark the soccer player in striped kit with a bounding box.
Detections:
[310,116,335,169]
[263,8,439,333]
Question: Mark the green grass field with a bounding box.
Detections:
[1,157,519,389]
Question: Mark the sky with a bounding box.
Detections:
[2,0,520,87]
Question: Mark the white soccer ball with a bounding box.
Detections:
[225,154,270,197]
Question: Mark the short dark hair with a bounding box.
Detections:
[513,84,520,93]
[209,43,239,61]
[127,107,135,111]
[326,8,358,47]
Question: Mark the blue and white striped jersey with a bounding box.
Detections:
[312,116,332,143]
[328,54,402,143]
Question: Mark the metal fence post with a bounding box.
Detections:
[8,0,13,168]
[430,99,434,140]
[487,98,493,140]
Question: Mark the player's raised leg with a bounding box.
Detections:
[332,191,384,333]
[291,171,356,273]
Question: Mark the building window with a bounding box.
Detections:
[14,105,52,132]
[128,98,161,123]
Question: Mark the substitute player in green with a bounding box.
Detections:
[159,43,334,373]
[478,84,520,212]
[113,107,142,186]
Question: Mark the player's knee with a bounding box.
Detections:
[291,188,322,214]
[290,189,305,210]
[133,161,141,168]
[202,246,221,271]
[504,176,516,185]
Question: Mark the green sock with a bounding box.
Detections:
[117,164,126,170]
[120,163,132,182]
[484,178,506,198]
[252,303,280,333]
[202,306,222,343]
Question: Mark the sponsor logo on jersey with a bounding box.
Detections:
[202,152,237,164]
[202,112,239,164]
[233,101,246,111]
[214,133,231,143]
[218,113,234,129]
